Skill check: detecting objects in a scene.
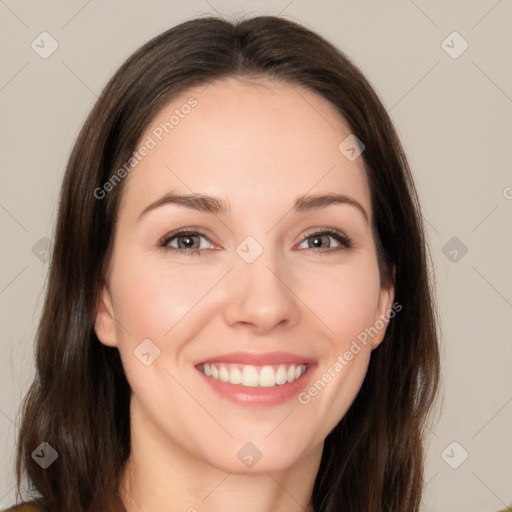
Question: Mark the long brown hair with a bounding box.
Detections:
[11,15,440,512]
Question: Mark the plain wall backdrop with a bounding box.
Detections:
[1,1,511,511]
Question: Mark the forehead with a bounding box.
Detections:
[119,77,371,220]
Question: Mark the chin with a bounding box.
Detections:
[197,435,315,476]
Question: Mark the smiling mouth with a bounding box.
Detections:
[197,362,308,388]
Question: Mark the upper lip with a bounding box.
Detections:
[195,351,317,366]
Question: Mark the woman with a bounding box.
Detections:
[6,14,442,512]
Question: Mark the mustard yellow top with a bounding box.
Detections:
[2,504,40,512]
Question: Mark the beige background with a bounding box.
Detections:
[1,1,511,511]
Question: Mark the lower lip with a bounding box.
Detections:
[196,365,316,406]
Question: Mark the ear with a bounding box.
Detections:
[94,285,119,347]
[371,267,396,350]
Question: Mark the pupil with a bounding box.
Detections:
[311,235,327,248]
[180,235,196,249]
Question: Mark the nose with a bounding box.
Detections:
[222,247,301,334]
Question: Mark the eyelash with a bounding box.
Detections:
[157,227,353,257]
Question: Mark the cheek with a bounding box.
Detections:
[296,254,382,348]
[110,252,219,341]
[109,258,216,399]
[296,263,380,423]
[302,258,380,417]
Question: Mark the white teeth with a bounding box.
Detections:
[229,366,242,384]
[259,366,275,387]
[218,366,229,382]
[275,365,287,385]
[200,363,307,387]
[242,365,259,387]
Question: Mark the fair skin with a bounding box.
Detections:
[95,77,394,512]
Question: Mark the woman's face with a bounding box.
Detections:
[95,77,394,474]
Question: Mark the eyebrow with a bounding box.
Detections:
[138,191,369,223]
